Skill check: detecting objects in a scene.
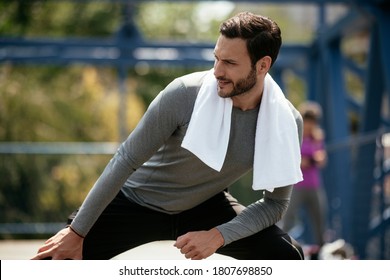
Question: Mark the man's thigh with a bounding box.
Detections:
[175,191,244,236]
[217,224,304,260]
[69,191,174,259]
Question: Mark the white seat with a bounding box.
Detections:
[112,240,234,260]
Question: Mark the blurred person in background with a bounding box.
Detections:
[280,101,328,259]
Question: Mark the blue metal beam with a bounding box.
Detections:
[350,5,390,260]
[0,142,119,155]
[0,37,308,70]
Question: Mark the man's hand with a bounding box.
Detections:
[174,228,224,260]
[30,227,84,260]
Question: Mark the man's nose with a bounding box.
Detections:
[213,61,224,78]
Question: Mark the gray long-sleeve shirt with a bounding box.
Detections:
[71,70,303,245]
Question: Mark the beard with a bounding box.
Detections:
[217,67,257,98]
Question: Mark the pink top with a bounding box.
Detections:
[295,136,324,189]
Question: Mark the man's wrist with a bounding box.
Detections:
[66,225,85,239]
[211,228,225,248]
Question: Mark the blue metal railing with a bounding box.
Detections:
[324,130,390,259]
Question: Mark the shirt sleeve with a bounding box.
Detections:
[216,185,292,245]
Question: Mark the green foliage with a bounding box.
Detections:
[0,65,122,141]
[136,2,222,42]
[0,65,124,234]
[0,1,121,37]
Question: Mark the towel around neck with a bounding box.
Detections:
[181,69,302,191]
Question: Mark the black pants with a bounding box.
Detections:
[68,190,304,260]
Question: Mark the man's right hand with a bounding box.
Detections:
[30,227,84,260]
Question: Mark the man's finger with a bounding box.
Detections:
[37,242,54,254]
[174,234,189,249]
[31,250,52,260]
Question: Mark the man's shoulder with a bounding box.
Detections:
[286,100,302,121]
[159,70,210,107]
[285,100,304,143]
[176,70,210,88]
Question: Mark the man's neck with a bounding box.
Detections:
[232,84,264,111]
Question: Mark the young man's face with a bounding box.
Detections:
[213,35,257,98]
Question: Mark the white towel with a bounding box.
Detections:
[181,69,302,190]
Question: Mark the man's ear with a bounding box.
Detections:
[256,56,272,74]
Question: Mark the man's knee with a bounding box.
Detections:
[287,236,304,260]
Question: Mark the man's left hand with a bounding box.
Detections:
[174,228,224,260]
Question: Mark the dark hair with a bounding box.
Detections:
[299,101,322,122]
[302,111,319,122]
[219,12,282,67]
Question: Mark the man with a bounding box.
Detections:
[32,11,304,260]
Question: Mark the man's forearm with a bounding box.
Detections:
[216,185,292,245]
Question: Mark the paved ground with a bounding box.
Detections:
[0,239,233,260]
[0,239,44,260]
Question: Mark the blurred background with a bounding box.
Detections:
[0,0,389,259]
